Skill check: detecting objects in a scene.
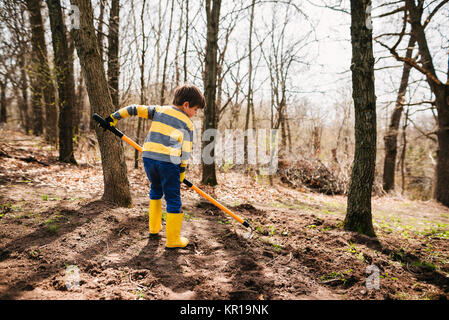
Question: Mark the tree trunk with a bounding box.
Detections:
[382,36,415,192]
[244,0,256,167]
[174,0,184,87]
[154,0,163,101]
[434,86,449,206]
[26,0,44,136]
[0,79,6,123]
[19,55,32,133]
[201,0,221,186]
[68,33,80,136]
[134,0,147,169]
[160,0,175,105]
[286,115,292,154]
[344,0,376,237]
[70,0,132,207]
[279,110,287,156]
[108,0,120,109]
[400,107,409,194]
[183,0,189,83]
[313,126,321,157]
[26,0,58,144]
[76,74,89,131]
[405,0,449,207]
[97,0,105,60]
[47,0,77,164]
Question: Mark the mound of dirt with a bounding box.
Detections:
[232,203,265,216]
[278,158,346,195]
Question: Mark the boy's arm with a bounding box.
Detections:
[180,128,193,169]
[107,104,156,126]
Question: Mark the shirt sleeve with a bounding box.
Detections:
[112,104,156,120]
[180,128,193,168]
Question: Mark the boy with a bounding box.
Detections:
[105,84,205,249]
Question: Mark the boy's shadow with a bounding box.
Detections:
[107,236,197,298]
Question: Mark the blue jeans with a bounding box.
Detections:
[143,157,182,213]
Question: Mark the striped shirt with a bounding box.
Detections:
[112,104,193,167]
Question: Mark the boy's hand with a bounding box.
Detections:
[105,114,118,127]
[180,171,185,183]
[180,165,186,183]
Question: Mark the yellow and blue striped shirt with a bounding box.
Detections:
[112,104,193,167]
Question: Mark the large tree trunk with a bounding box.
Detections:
[26,0,58,144]
[47,0,77,164]
[344,0,376,237]
[107,0,120,109]
[70,0,132,207]
[382,36,415,192]
[201,0,221,186]
[434,86,449,206]
[26,0,44,136]
[405,0,449,207]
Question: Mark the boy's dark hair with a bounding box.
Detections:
[173,84,206,109]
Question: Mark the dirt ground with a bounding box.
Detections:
[1,128,448,300]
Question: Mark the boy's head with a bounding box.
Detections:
[173,84,205,118]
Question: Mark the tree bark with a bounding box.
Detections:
[133,0,148,169]
[67,32,80,136]
[97,0,105,60]
[174,0,184,87]
[0,78,6,123]
[108,0,120,108]
[313,126,321,157]
[405,0,449,207]
[70,0,132,207]
[47,0,77,164]
[382,36,415,192]
[344,0,376,237]
[244,0,256,167]
[434,86,449,206]
[160,0,175,105]
[26,0,58,144]
[400,107,410,194]
[201,0,221,186]
[183,0,189,83]
[19,55,32,133]
[26,0,44,136]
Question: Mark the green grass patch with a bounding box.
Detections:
[380,272,398,281]
[43,214,68,234]
[42,194,61,201]
[320,269,353,283]
[217,218,231,225]
[46,224,59,234]
[343,242,365,262]
[0,202,13,218]
[419,223,449,239]
[412,260,438,271]
[256,225,276,236]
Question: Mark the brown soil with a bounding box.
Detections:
[1,128,448,300]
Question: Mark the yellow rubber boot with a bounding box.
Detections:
[165,213,189,249]
[149,199,162,236]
